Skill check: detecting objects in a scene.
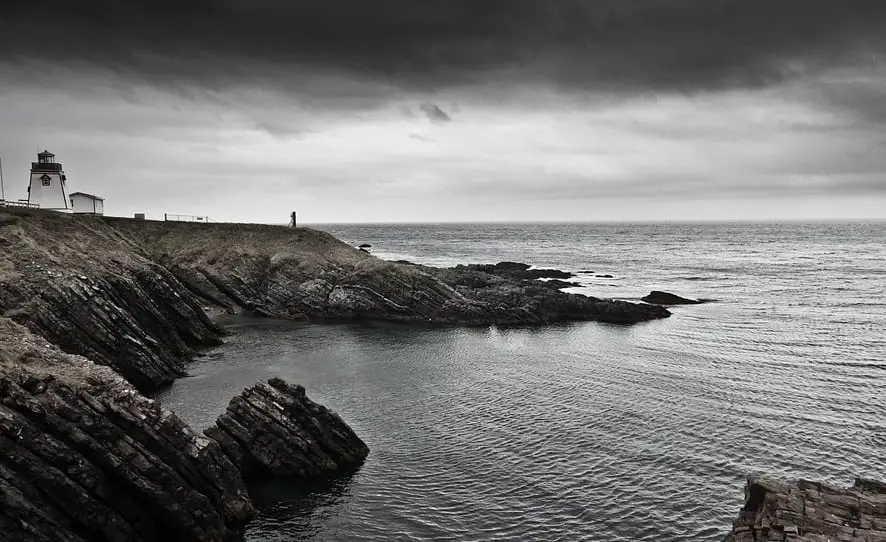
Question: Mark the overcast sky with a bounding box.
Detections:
[2,0,885,223]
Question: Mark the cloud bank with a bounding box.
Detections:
[1,1,885,222]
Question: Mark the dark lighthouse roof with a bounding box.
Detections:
[32,150,62,171]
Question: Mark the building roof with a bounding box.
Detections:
[69,192,104,201]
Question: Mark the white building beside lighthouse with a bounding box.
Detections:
[69,192,104,215]
[27,150,70,211]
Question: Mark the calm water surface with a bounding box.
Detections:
[156,222,886,541]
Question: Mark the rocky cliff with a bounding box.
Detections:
[0,210,224,392]
[1,209,667,392]
[0,317,253,542]
[0,317,369,542]
[103,215,669,325]
[724,476,886,541]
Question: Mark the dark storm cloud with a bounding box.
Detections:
[2,0,886,95]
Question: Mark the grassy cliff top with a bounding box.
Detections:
[102,216,370,267]
[0,209,377,281]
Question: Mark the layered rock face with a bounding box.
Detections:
[0,318,369,542]
[0,210,224,392]
[0,318,253,542]
[724,476,886,542]
[206,378,369,480]
[104,217,669,325]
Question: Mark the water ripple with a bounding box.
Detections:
[156,222,886,542]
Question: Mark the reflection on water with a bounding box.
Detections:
[246,474,360,542]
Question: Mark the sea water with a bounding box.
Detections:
[156,222,886,541]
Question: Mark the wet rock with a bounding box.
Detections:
[205,378,369,480]
[641,290,702,305]
[1,319,373,542]
[0,319,253,542]
[724,476,886,542]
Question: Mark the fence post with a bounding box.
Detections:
[164,213,167,222]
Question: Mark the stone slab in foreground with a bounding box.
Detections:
[725,475,886,542]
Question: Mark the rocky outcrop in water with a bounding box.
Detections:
[0,318,253,542]
[724,476,886,542]
[641,290,702,305]
[102,216,669,325]
[454,261,575,280]
[0,209,668,393]
[206,378,369,480]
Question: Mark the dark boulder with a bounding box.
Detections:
[641,291,701,305]
[205,378,369,480]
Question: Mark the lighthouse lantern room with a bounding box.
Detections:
[28,150,70,211]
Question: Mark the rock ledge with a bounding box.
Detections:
[724,475,886,542]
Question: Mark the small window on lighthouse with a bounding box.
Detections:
[41,175,52,187]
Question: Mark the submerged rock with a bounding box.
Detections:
[641,290,702,305]
[724,476,886,542]
[206,378,369,480]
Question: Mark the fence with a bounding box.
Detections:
[164,213,209,223]
[0,200,40,209]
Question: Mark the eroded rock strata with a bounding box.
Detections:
[0,318,253,542]
[100,215,668,325]
[0,211,667,375]
[0,210,224,392]
[0,318,368,542]
[206,378,369,480]
[724,476,886,542]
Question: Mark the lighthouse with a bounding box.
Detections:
[27,150,70,210]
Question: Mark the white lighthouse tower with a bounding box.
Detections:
[27,150,70,210]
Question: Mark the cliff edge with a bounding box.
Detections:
[1,210,666,390]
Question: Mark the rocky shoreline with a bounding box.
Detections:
[1,209,880,541]
[1,210,669,391]
[0,318,367,542]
